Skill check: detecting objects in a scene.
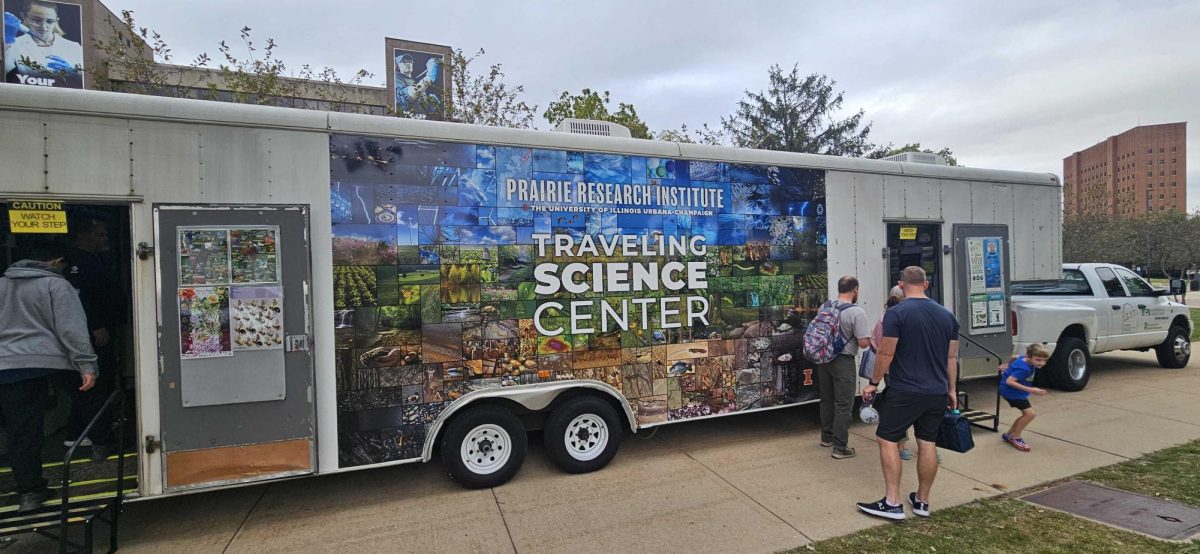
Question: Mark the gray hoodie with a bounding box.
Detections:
[0,260,98,376]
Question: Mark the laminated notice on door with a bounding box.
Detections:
[231,286,284,351]
[179,229,231,285]
[179,287,233,359]
[899,226,917,240]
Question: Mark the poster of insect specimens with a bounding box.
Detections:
[231,286,284,351]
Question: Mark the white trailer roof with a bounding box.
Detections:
[0,86,1059,188]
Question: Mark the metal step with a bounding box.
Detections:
[960,410,996,422]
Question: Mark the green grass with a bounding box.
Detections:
[797,440,1200,553]
[1081,440,1200,507]
[1191,309,1200,341]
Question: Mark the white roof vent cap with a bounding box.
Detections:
[553,118,632,138]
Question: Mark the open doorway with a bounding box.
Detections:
[1,202,138,506]
[886,222,943,303]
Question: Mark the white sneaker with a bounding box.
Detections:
[64,438,93,448]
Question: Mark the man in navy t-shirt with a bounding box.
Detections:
[856,266,960,521]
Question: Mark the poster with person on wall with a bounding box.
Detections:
[3,0,84,88]
[384,38,450,120]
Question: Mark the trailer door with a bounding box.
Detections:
[154,205,315,491]
[952,224,1014,379]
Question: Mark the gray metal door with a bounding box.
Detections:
[155,205,315,491]
[952,224,1014,378]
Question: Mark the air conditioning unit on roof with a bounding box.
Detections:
[882,152,948,165]
[553,118,633,138]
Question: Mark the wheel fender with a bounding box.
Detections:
[422,380,636,462]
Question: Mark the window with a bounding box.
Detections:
[1160,159,1166,164]
[1012,269,1094,295]
[1172,170,1177,175]
[1147,149,1154,154]
[1116,268,1155,296]
[1096,268,1127,297]
[1159,148,1165,153]
[1171,159,1177,163]
[1148,171,1153,177]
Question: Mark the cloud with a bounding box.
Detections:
[111,0,1200,208]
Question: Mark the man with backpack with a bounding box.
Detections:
[804,275,871,459]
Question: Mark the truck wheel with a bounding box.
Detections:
[1048,337,1090,391]
[1155,325,1191,369]
[543,396,622,474]
[440,404,527,489]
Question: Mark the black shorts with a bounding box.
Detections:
[875,390,947,443]
[1005,397,1033,411]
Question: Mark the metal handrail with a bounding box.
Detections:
[57,388,126,553]
[956,333,1003,432]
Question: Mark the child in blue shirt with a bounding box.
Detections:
[999,343,1050,452]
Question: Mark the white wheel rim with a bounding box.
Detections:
[563,414,609,462]
[460,424,512,475]
[1068,349,1087,381]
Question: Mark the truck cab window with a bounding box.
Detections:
[1095,267,1128,297]
[1115,268,1154,297]
[1011,269,1093,295]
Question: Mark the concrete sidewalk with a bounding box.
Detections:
[10,351,1199,553]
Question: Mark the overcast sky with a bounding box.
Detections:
[110,0,1200,209]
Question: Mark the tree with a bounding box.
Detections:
[720,65,873,156]
[445,49,537,128]
[655,123,725,145]
[542,89,652,139]
[868,142,959,166]
[92,11,375,113]
[1063,209,1200,285]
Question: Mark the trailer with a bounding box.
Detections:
[0,86,1062,507]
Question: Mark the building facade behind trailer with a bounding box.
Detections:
[0,86,1061,498]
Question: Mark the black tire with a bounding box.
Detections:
[1155,325,1191,369]
[543,396,623,474]
[440,404,527,489]
[1048,336,1090,391]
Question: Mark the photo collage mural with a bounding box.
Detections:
[329,134,828,467]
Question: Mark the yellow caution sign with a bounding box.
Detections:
[8,200,68,234]
[899,226,917,240]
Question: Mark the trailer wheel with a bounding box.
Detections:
[543,396,622,474]
[440,404,527,489]
[1155,325,1191,369]
[1048,337,1090,391]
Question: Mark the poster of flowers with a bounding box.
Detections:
[231,286,284,351]
[179,286,233,359]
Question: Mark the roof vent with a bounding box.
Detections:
[881,151,948,165]
[553,118,632,138]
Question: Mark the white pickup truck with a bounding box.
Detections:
[1011,263,1192,391]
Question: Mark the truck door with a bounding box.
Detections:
[1114,267,1170,345]
[951,224,1013,379]
[1094,267,1135,350]
[154,205,315,491]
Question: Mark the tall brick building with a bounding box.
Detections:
[1062,122,1187,217]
